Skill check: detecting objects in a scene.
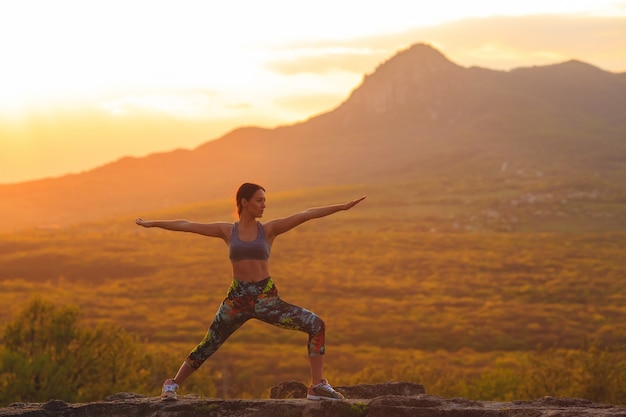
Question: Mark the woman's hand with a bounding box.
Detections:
[343,196,366,210]
[135,218,152,227]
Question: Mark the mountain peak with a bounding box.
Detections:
[389,42,456,65]
[369,42,461,77]
[332,43,463,123]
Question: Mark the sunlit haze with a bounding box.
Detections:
[1,0,625,183]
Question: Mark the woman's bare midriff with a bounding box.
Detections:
[231,259,270,282]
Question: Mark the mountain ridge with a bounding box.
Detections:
[1,43,625,231]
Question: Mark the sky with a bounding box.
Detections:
[1,0,626,184]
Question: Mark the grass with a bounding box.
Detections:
[1,177,626,399]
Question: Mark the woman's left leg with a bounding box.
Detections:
[253,281,326,378]
[256,294,345,400]
[255,285,326,358]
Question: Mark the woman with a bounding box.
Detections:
[136,183,365,401]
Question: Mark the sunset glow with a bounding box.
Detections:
[1,0,626,183]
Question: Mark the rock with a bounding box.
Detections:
[335,381,426,399]
[270,381,426,399]
[104,392,147,401]
[270,380,308,399]
[2,382,626,417]
[41,399,68,411]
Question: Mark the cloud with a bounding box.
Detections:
[264,14,626,76]
[422,14,626,71]
[100,93,210,118]
[265,46,391,75]
[273,92,347,117]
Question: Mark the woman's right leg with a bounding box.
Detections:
[170,294,255,385]
[171,361,195,385]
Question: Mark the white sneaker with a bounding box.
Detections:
[306,379,345,401]
[160,378,179,401]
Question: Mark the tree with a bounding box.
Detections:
[0,296,156,405]
[1,296,79,403]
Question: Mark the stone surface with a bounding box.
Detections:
[2,382,626,417]
[269,380,426,399]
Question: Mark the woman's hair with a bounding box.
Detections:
[236,183,265,217]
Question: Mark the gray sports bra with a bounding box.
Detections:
[228,222,271,262]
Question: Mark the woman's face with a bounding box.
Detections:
[242,189,266,218]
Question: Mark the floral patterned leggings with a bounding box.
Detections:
[185,277,325,369]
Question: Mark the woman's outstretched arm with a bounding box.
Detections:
[135,218,231,239]
[265,196,365,239]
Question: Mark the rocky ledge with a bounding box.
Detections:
[2,381,625,417]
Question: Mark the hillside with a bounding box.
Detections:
[2,187,626,403]
[1,43,625,232]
